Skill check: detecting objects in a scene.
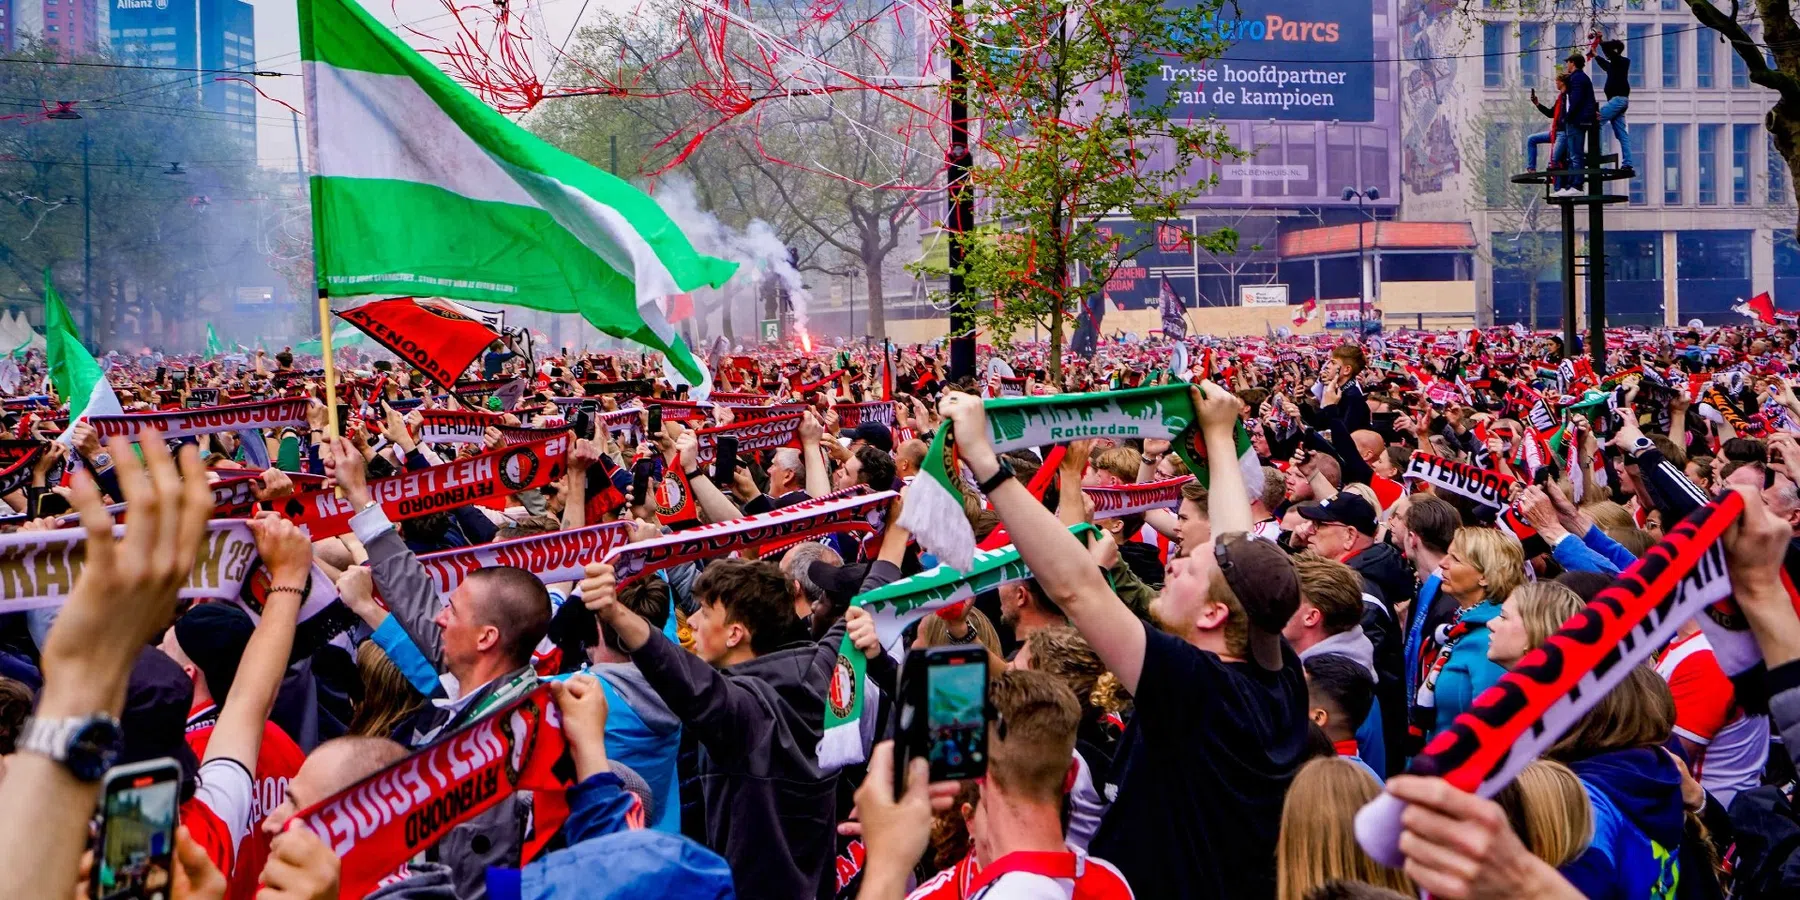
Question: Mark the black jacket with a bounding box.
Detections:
[1592,49,1631,98]
[1346,541,1412,776]
[1564,69,1600,126]
[631,620,843,900]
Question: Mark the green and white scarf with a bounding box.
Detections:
[900,383,1258,572]
[818,524,1097,770]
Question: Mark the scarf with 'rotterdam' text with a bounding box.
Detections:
[1355,493,1743,868]
[818,523,1100,770]
[902,384,1255,572]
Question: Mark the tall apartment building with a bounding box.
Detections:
[109,0,257,147]
[1401,0,1797,326]
[8,0,108,53]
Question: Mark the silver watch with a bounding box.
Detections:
[19,714,123,782]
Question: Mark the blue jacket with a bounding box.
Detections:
[1428,600,1509,740]
[487,772,735,900]
[1561,748,1686,900]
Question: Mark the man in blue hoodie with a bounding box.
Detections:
[1553,53,1601,196]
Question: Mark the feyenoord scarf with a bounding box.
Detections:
[835,402,895,431]
[0,440,49,497]
[596,409,644,445]
[0,519,321,615]
[210,471,328,517]
[653,466,698,526]
[291,683,568,899]
[903,384,1255,572]
[1356,494,1743,868]
[819,524,1099,769]
[794,369,848,396]
[710,390,771,404]
[723,403,808,422]
[1084,476,1193,519]
[419,409,502,444]
[1403,451,1517,511]
[640,399,710,425]
[606,488,894,587]
[278,435,570,539]
[336,298,500,392]
[415,520,636,598]
[500,424,572,446]
[694,414,802,465]
[88,398,310,442]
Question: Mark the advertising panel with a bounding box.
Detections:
[1140,0,1376,122]
[1241,284,1289,307]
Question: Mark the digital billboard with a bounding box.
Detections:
[1140,0,1377,122]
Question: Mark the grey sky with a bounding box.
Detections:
[251,0,622,164]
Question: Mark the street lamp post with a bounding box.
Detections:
[1341,186,1381,338]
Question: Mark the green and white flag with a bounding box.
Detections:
[205,323,224,358]
[298,0,736,395]
[900,383,1259,572]
[819,524,1098,769]
[43,270,121,443]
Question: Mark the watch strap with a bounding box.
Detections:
[976,458,1014,495]
[19,716,80,762]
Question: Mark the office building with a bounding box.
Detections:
[1403,1,1797,326]
[9,0,109,54]
[109,0,256,147]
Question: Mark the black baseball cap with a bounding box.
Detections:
[848,422,894,453]
[1298,492,1378,536]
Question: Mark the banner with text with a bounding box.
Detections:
[1139,0,1376,122]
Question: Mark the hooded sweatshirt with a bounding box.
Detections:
[628,620,843,900]
[1298,627,1388,775]
[1561,748,1687,900]
[591,663,684,834]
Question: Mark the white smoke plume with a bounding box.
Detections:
[652,176,811,334]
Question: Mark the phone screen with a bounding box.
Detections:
[646,405,663,436]
[96,766,179,900]
[335,404,351,436]
[925,653,989,782]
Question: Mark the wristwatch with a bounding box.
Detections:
[975,456,1015,495]
[1624,436,1655,458]
[18,714,123,782]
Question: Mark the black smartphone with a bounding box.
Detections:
[573,400,597,442]
[335,404,351,436]
[894,644,990,796]
[631,460,654,507]
[154,366,166,385]
[93,757,181,900]
[676,385,689,400]
[713,435,739,485]
[645,404,663,436]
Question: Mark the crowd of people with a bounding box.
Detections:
[6,323,1800,899]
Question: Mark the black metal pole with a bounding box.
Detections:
[81,127,92,344]
[1585,127,1606,374]
[945,0,976,382]
[1560,199,1577,359]
[1356,196,1366,340]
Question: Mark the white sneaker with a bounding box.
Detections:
[1552,187,1582,197]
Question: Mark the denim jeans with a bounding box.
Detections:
[1552,129,1585,189]
[1526,131,1553,170]
[1598,96,1632,168]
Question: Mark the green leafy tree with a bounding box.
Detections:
[943,0,1238,378]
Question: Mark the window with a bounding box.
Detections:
[149,41,174,51]
[1665,123,1685,204]
[1629,123,1653,204]
[151,26,174,35]
[1627,24,1650,88]
[1520,23,1543,87]
[45,24,57,32]
[1698,125,1720,204]
[1734,32,1751,87]
[1733,123,1754,204]
[1663,25,1681,87]
[44,11,56,19]
[1661,0,1678,7]
[1555,23,1576,61]
[1697,29,1715,87]
[1773,132,1788,204]
[1485,24,1505,86]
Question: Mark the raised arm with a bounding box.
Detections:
[676,431,745,525]
[0,433,212,900]
[800,411,833,499]
[940,392,1147,691]
[324,435,447,671]
[203,514,310,768]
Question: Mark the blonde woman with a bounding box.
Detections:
[1275,757,1414,900]
[1487,581,1588,668]
[1494,759,1594,868]
[1416,527,1524,741]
